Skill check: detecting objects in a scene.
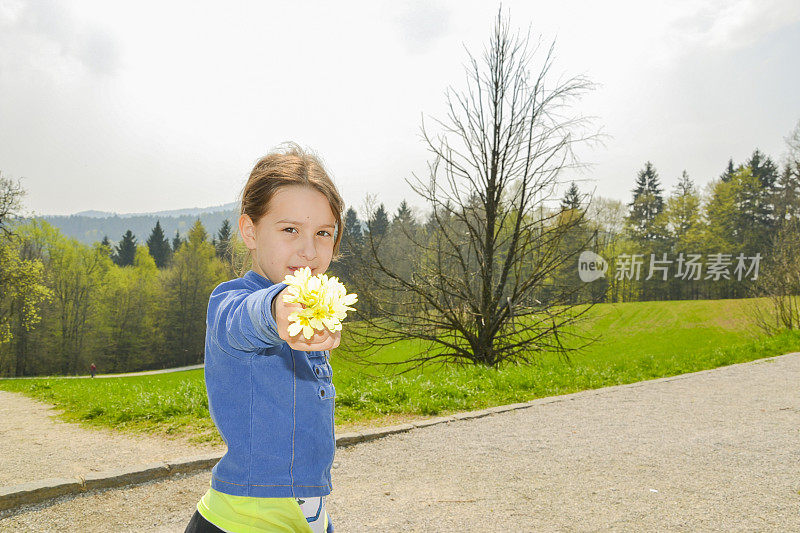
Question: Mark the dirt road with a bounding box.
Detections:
[1,353,798,531]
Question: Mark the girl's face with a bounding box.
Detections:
[239,185,336,283]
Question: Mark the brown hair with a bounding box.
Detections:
[231,142,345,277]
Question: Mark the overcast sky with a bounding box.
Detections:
[1,0,799,219]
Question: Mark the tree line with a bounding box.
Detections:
[0,211,235,376]
[1,135,798,377]
[550,140,800,305]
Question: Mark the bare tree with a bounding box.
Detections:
[748,217,800,333]
[345,8,607,372]
[0,173,25,239]
[784,118,800,170]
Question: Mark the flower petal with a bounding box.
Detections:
[288,321,303,337]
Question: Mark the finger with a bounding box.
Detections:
[312,338,332,352]
[286,327,336,350]
[325,335,341,350]
[327,331,340,350]
[288,336,331,352]
[305,329,333,345]
[288,340,313,351]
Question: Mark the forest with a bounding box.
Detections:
[1,137,799,377]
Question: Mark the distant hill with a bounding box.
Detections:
[72,202,239,219]
[20,202,240,246]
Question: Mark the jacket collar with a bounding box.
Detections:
[244,269,273,287]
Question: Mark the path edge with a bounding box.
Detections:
[2,351,797,512]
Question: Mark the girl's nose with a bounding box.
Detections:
[298,235,317,260]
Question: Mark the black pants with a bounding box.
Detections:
[184,510,225,533]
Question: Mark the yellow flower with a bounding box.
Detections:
[282,267,358,340]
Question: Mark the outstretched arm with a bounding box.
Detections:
[209,283,288,352]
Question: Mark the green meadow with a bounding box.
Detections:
[1,297,798,445]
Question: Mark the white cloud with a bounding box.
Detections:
[668,0,800,52]
[0,0,121,78]
[75,27,120,75]
[1,0,797,216]
[392,1,453,54]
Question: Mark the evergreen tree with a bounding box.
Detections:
[215,219,233,262]
[146,220,171,268]
[705,166,766,298]
[774,163,800,226]
[172,230,183,252]
[747,148,779,190]
[707,166,767,254]
[560,182,582,211]
[329,207,364,291]
[343,207,363,246]
[367,204,390,240]
[552,181,594,304]
[190,218,208,243]
[744,148,780,233]
[720,158,736,183]
[725,149,778,243]
[113,230,137,267]
[625,162,669,300]
[392,200,416,228]
[100,235,112,259]
[668,171,700,237]
[626,161,665,243]
[662,171,703,300]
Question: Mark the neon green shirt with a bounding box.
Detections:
[197,484,326,533]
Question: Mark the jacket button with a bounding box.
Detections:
[319,387,326,398]
[315,367,321,376]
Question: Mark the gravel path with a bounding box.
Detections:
[0,364,205,380]
[0,390,224,486]
[1,353,799,532]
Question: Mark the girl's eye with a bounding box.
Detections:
[283,227,330,237]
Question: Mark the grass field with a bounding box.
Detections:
[1,296,798,445]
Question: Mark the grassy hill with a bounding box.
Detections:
[1,297,797,443]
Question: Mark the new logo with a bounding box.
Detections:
[578,251,607,282]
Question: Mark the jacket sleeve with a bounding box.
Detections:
[208,282,289,353]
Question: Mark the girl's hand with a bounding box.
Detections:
[272,286,341,352]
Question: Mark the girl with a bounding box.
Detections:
[185,143,344,533]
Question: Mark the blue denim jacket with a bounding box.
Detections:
[204,269,336,498]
